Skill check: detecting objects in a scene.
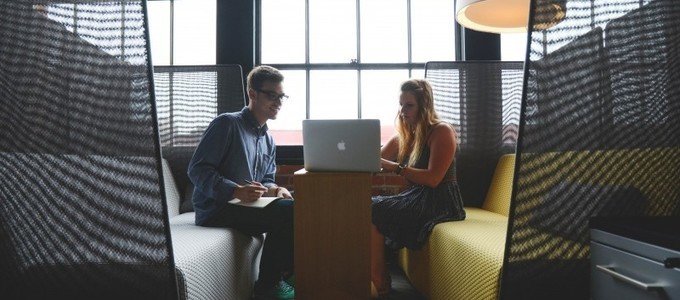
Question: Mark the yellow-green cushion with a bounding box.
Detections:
[399,154,515,299]
[399,241,431,297]
[482,154,515,217]
[400,208,507,300]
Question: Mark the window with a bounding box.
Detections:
[147,0,217,151]
[36,3,145,63]
[147,0,216,65]
[501,32,527,61]
[260,0,456,145]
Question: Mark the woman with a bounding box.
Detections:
[371,79,466,298]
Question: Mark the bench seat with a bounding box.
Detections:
[399,154,515,300]
[162,159,264,300]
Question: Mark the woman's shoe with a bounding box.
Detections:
[371,281,379,299]
[370,275,391,299]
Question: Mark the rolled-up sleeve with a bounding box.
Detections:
[188,116,238,203]
[260,137,277,188]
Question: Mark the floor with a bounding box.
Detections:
[252,250,426,300]
[385,262,426,300]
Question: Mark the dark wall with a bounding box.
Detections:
[461,28,501,61]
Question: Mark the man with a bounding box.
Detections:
[188,65,294,299]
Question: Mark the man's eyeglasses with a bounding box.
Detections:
[256,89,289,102]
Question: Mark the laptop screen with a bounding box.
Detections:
[302,119,381,172]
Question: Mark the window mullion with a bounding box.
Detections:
[305,0,310,65]
[356,0,361,118]
[73,4,78,35]
[255,0,261,65]
[170,0,174,65]
[121,2,126,59]
[407,0,412,77]
[305,0,310,119]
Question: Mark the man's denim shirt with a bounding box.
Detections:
[188,107,277,225]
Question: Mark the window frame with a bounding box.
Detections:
[147,0,217,66]
[256,0,460,164]
[213,1,504,164]
[256,0,433,117]
[148,0,175,65]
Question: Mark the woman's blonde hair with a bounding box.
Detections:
[396,79,441,166]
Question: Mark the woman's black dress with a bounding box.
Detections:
[371,145,465,250]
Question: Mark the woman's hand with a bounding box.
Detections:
[381,158,399,173]
[233,181,267,202]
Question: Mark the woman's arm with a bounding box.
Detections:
[385,123,456,188]
[380,135,400,172]
[381,135,399,162]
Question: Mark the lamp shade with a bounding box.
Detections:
[455,0,566,33]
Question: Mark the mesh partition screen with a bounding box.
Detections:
[0,1,178,299]
[501,0,680,299]
[154,65,246,149]
[154,65,246,213]
[426,61,524,207]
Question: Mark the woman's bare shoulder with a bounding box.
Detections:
[431,122,455,135]
[428,122,456,143]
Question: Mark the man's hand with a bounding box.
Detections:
[233,181,267,202]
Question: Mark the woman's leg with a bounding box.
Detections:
[371,224,389,295]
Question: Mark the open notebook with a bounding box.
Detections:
[228,197,282,208]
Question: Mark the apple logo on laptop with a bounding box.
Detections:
[337,140,346,151]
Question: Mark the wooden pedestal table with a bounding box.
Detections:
[293,169,372,300]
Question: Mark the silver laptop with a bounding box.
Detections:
[302,119,381,172]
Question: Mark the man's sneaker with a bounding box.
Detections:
[254,280,295,300]
[272,280,295,299]
[284,274,295,288]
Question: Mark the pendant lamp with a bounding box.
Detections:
[455,0,566,33]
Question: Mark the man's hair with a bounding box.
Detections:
[247,65,284,91]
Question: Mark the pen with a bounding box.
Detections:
[244,179,264,186]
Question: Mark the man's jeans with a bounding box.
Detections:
[204,199,294,288]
